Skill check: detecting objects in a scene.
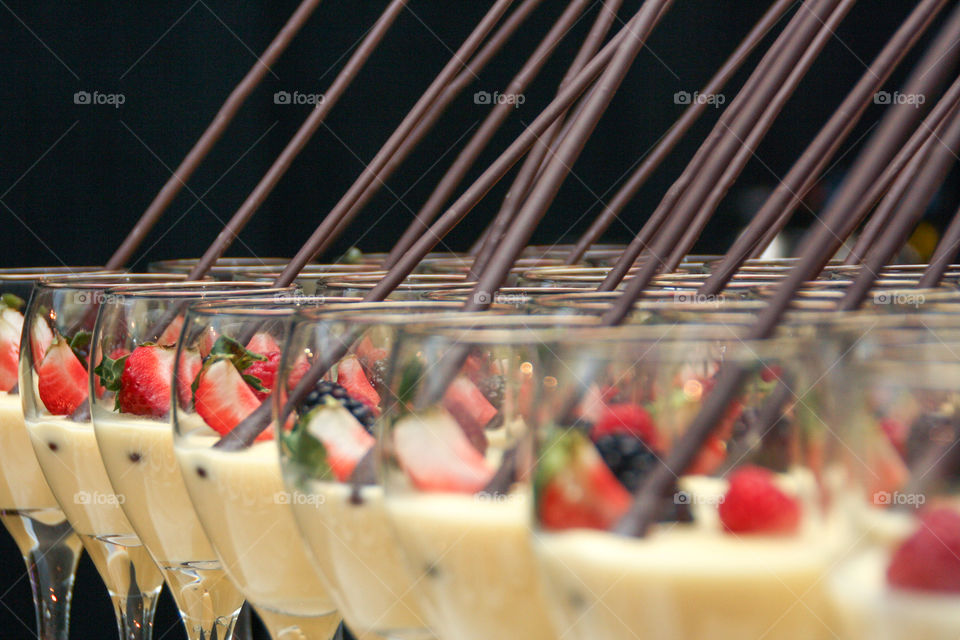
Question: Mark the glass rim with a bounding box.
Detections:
[34,273,191,290]
[186,295,364,317]
[100,281,295,299]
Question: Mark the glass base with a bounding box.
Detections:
[255,606,341,639]
[159,560,244,640]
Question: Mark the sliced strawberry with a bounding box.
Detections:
[245,351,281,401]
[718,466,801,534]
[393,410,495,493]
[537,430,632,531]
[30,314,54,371]
[287,355,311,390]
[880,418,908,457]
[442,375,498,452]
[196,327,219,358]
[117,345,176,417]
[0,314,20,391]
[302,401,376,481]
[685,435,727,475]
[157,315,185,346]
[194,359,267,440]
[37,339,89,415]
[337,356,380,414]
[355,335,388,366]
[176,348,202,407]
[591,403,658,447]
[867,432,910,500]
[246,332,280,355]
[887,508,960,593]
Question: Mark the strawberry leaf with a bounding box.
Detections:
[242,373,269,393]
[69,331,92,367]
[282,408,332,481]
[1,293,24,311]
[209,335,267,371]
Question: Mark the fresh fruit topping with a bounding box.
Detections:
[880,417,908,456]
[887,508,960,593]
[157,315,185,346]
[287,355,311,391]
[760,366,782,383]
[37,339,89,415]
[442,375,498,452]
[686,435,728,475]
[245,352,281,401]
[867,432,910,500]
[536,430,632,531]
[393,410,495,493]
[355,335,388,366]
[0,293,24,311]
[337,356,381,414]
[176,349,202,407]
[298,380,376,431]
[194,359,265,438]
[196,326,219,358]
[30,314,54,369]
[718,466,801,534]
[576,384,622,424]
[116,345,175,417]
[289,399,375,481]
[591,403,658,447]
[246,332,280,355]
[594,432,658,493]
[0,313,20,391]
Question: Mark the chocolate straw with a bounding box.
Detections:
[597,0,830,291]
[470,0,627,276]
[272,0,516,284]
[662,0,857,272]
[753,68,960,263]
[183,0,408,281]
[380,0,593,270]
[599,0,841,292]
[105,0,321,269]
[919,199,960,287]
[839,105,960,310]
[615,5,960,536]
[563,0,797,266]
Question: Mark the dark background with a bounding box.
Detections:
[0,1,957,637]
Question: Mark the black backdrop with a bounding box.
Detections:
[0,1,956,638]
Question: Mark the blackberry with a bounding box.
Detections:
[594,433,658,493]
[478,374,506,409]
[298,380,376,432]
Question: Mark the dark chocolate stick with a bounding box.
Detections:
[563,0,797,266]
[919,199,960,287]
[105,0,321,269]
[380,0,593,270]
[184,0,408,281]
[273,0,516,285]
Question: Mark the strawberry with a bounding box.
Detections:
[157,315,185,346]
[196,327,219,358]
[301,400,376,481]
[176,348,202,407]
[246,332,280,355]
[686,435,727,475]
[536,430,632,531]
[117,345,175,417]
[287,355,311,390]
[30,314,53,370]
[393,410,495,493]
[887,508,960,593]
[337,356,380,414]
[37,339,89,415]
[245,351,281,401]
[718,466,801,534]
[442,375,498,452]
[194,359,267,440]
[355,335,388,366]
[591,403,658,447]
[880,418,908,457]
[0,313,21,391]
[760,366,782,383]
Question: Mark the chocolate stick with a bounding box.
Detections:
[598,0,841,292]
[615,6,960,537]
[562,0,796,266]
[184,0,408,281]
[380,0,593,270]
[597,0,827,291]
[839,105,960,310]
[470,0,627,276]
[273,0,516,285]
[919,199,960,287]
[662,0,857,272]
[751,66,960,263]
[105,0,321,269]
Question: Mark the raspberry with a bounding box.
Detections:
[591,404,658,447]
[718,466,801,534]
[887,508,960,593]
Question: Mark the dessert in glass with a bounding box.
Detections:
[89,282,291,640]
[531,329,852,640]
[170,298,343,639]
[20,275,187,639]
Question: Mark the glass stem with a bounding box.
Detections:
[112,561,161,640]
[20,517,82,640]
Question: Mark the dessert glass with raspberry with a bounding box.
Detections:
[531,330,851,640]
[826,333,960,639]
[88,282,292,640]
[170,298,349,640]
[0,267,116,640]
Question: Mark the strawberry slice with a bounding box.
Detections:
[196,327,220,358]
[536,430,632,531]
[246,332,280,355]
[287,355,311,390]
[157,315,185,346]
[393,410,495,493]
[302,401,376,481]
[355,335,388,366]
[37,339,89,415]
[194,359,267,439]
[0,313,21,391]
[442,375,498,451]
[117,345,176,417]
[685,434,727,475]
[30,314,53,371]
[591,403,658,447]
[337,356,380,414]
[176,348,202,407]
